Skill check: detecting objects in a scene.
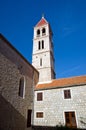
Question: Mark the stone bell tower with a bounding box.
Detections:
[32,16,55,82]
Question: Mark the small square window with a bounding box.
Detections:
[64,90,71,99]
[36,112,43,118]
[37,92,43,101]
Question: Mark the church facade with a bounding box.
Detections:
[32,17,86,129]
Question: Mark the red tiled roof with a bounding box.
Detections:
[36,17,48,27]
[35,76,86,90]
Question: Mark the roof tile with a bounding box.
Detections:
[35,76,86,90]
[36,17,48,27]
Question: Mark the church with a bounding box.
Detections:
[0,16,86,130]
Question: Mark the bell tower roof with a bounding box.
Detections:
[35,16,48,27]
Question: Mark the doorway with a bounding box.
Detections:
[65,111,77,128]
[27,109,32,127]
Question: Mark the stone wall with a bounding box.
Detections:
[0,35,39,130]
[34,85,86,129]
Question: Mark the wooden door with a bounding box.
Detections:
[65,112,77,128]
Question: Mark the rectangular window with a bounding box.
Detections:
[42,40,44,49]
[65,112,77,128]
[27,110,32,127]
[64,90,71,99]
[38,41,41,50]
[36,112,43,118]
[37,92,43,101]
[40,58,42,66]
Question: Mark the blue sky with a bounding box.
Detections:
[0,0,86,79]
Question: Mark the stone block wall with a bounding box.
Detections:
[34,85,86,129]
[0,35,39,130]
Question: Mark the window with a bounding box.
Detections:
[65,112,77,128]
[37,92,43,101]
[42,28,46,35]
[42,40,44,49]
[38,41,41,50]
[37,29,40,36]
[38,40,44,50]
[36,112,43,118]
[64,90,71,99]
[19,77,25,98]
[27,110,32,127]
[40,58,42,66]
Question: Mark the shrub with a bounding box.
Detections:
[55,125,77,130]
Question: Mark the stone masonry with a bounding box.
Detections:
[34,84,86,129]
[0,34,39,130]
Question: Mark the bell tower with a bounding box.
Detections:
[32,16,55,82]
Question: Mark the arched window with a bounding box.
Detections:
[42,28,46,35]
[38,41,41,50]
[40,58,42,66]
[42,40,44,49]
[19,77,25,98]
[37,29,40,36]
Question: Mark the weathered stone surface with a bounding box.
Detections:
[34,85,86,129]
[0,36,39,130]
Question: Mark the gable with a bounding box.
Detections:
[35,17,48,27]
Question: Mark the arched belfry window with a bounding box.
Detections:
[42,28,46,35]
[42,40,44,49]
[19,77,25,98]
[37,29,40,36]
